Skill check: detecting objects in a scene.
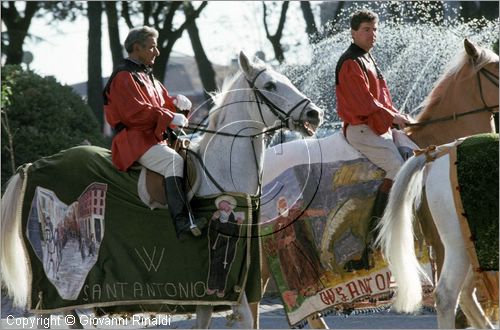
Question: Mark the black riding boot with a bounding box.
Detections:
[362,178,392,270]
[369,178,392,236]
[165,176,206,240]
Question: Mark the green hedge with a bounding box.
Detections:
[1,65,108,187]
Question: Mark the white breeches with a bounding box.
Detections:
[138,144,184,178]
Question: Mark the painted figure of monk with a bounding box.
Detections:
[267,196,325,297]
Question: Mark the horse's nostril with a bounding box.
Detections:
[307,109,319,120]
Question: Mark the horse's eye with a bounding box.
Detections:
[264,82,277,91]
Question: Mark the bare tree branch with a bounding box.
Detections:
[262,1,289,63]
[2,1,41,64]
[142,1,152,26]
[121,1,134,28]
[300,1,318,44]
[105,1,123,67]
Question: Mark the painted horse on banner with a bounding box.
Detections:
[251,39,498,328]
[376,133,498,329]
[0,51,324,328]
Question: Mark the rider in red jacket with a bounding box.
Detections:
[104,62,176,171]
[104,26,205,240]
[335,10,414,222]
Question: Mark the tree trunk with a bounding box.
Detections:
[460,1,498,21]
[151,1,208,82]
[120,0,134,28]
[142,1,152,26]
[87,1,104,129]
[300,2,318,44]
[1,110,16,176]
[1,2,39,65]
[104,1,123,69]
[322,1,345,40]
[184,2,217,104]
[262,1,289,64]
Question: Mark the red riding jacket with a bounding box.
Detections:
[103,59,176,171]
[335,43,398,135]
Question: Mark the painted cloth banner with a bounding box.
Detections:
[19,146,261,313]
[260,133,431,327]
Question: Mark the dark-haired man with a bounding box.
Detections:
[335,10,414,221]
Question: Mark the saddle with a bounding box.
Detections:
[137,138,200,209]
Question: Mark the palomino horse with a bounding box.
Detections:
[250,39,498,328]
[406,38,499,284]
[376,134,498,329]
[0,51,324,328]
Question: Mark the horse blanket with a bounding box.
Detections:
[260,133,431,327]
[17,146,261,313]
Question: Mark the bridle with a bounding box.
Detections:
[407,67,499,128]
[184,68,315,194]
[185,68,313,138]
[247,68,312,129]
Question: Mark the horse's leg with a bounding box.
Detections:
[458,267,494,329]
[425,157,469,329]
[418,193,471,329]
[418,192,444,278]
[196,305,214,328]
[432,227,469,328]
[233,292,253,329]
[307,315,329,328]
[249,256,271,329]
[249,301,261,329]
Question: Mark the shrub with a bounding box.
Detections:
[1,65,108,187]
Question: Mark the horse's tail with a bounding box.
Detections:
[375,154,431,313]
[1,173,29,308]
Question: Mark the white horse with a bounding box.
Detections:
[376,136,498,329]
[192,52,323,328]
[0,51,324,328]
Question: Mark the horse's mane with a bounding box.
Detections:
[412,45,498,129]
[206,71,243,131]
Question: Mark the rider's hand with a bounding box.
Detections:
[392,113,413,128]
[171,113,188,127]
[173,94,192,111]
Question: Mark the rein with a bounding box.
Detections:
[407,68,499,128]
[184,121,284,138]
[184,68,311,194]
[183,69,310,138]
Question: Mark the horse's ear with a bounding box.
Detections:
[464,39,479,61]
[239,51,254,77]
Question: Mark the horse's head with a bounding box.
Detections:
[463,39,499,111]
[410,39,498,146]
[238,51,324,137]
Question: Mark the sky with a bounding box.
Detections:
[18,1,319,86]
